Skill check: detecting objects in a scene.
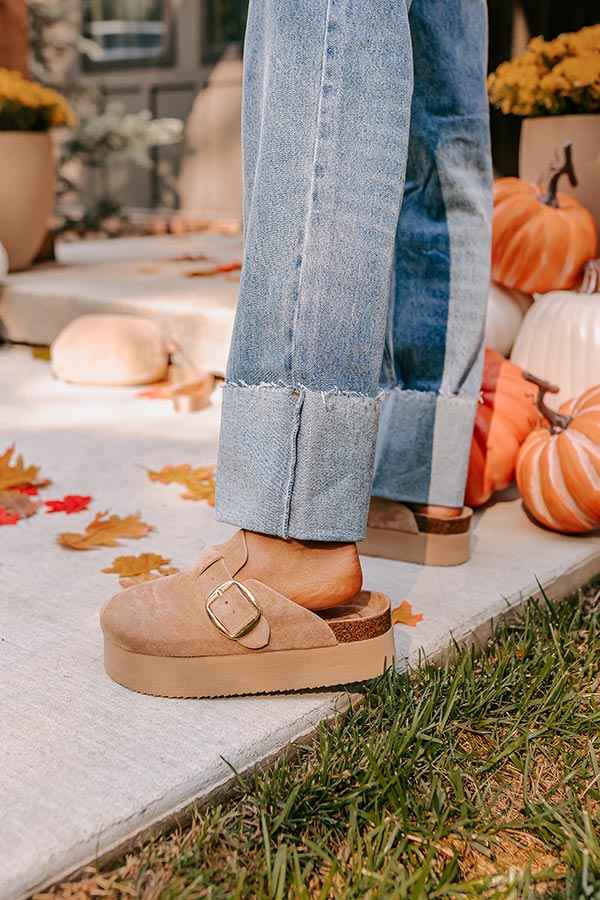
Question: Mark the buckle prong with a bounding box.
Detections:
[205,580,262,640]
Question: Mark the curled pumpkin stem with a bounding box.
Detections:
[540,142,577,209]
[522,371,573,433]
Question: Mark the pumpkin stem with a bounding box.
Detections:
[580,259,600,294]
[540,142,577,209]
[522,372,573,433]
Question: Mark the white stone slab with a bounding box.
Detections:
[1,345,599,900]
[0,233,243,375]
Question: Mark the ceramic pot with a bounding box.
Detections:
[519,114,600,234]
[0,132,55,271]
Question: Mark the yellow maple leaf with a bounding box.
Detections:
[391,600,423,628]
[102,551,179,587]
[102,552,172,577]
[0,445,50,491]
[57,512,153,551]
[147,463,216,505]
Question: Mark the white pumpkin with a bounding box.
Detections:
[510,269,600,410]
[484,282,532,357]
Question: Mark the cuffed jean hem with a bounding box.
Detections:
[216,382,382,542]
[372,387,478,508]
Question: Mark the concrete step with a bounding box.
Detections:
[0,233,244,374]
[1,345,599,900]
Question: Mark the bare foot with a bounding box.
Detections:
[408,503,462,519]
[236,531,363,611]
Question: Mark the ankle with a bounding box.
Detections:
[239,531,363,611]
[408,503,462,519]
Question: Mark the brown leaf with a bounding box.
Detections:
[57,511,153,551]
[147,464,216,505]
[0,445,51,491]
[0,490,41,519]
[102,552,173,577]
[391,600,423,628]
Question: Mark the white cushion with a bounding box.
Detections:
[51,314,169,386]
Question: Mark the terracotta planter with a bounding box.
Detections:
[519,114,600,234]
[0,132,55,271]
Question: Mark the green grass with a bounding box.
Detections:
[41,582,600,900]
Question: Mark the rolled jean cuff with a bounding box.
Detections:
[216,383,382,541]
[372,388,478,508]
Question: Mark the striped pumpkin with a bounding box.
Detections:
[516,382,600,533]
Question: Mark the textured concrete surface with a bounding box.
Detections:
[0,233,243,374]
[1,345,599,900]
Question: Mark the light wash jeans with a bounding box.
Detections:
[216,0,492,542]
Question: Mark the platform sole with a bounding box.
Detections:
[103,629,397,698]
[359,526,471,566]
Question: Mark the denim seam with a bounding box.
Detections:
[290,0,333,384]
[282,391,304,538]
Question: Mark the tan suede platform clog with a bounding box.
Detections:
[100,531,396,698]
[359,498,473,566]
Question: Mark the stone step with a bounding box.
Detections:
[0,233,244,374]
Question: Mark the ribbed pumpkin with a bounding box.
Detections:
[465,349,541,507]
[516,376,600,533]
[492,143,598,294]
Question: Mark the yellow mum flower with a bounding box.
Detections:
[0,67,74,130]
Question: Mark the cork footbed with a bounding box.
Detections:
[359,502,473,566]
[103,591,396,699]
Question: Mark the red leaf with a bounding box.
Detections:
[45,495,92,515]
[0,506,20,525]
[12,485,39,496]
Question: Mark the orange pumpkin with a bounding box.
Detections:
[465,349,540,507]
[492,144,598,294]
[516,378,600,533]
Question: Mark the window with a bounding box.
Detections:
[204,0,249,62]
[83,0,174,69]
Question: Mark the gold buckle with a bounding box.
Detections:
[205,580,262,640]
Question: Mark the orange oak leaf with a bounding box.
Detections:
[391,601,423,628]
[0,490,41,519]
[0,446,51,492]
[56,512,153,550]
[147,463,216,504]
[183,261,242,278]
[45,495,92,515]
[102,552,179,588]
[0,506,20,525]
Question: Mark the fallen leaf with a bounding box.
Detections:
[147,463,216,504]
[13,485,39,496]
[0,506,20,525]
[102,552,172,577]
[136,381,173,400]
[183,261,242,278]
[31,345,51,361]
[0,490,41,519]
[392,601,423,628]
[57,511,153,550]
[0,446,51,492]
[45,495,92,515]
[102,552,179,588]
